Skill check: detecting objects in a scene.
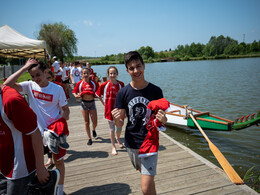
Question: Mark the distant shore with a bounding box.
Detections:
[85,53,260,65]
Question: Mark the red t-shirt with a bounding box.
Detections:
[96,80,124,120]
[72,79,99,97]
[0,86,38,179]
[89,68,94,75]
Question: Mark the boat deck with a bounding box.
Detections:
[60,96,257,194]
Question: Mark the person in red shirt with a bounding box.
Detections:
[86,62,94,79]
[4,59,70,195]
[72,68,99,145]
[0,84,50,194]
[96,66,124,155]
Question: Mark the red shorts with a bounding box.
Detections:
[53,147,66,161]
[55,75,62,83]
[44,146,66,161]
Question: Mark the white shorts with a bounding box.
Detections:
[126,148,158,176]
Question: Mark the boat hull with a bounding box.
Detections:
[166,103,233,131]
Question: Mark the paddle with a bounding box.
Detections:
[187,109,244,184]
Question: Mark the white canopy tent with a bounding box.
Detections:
[0,25,48,59]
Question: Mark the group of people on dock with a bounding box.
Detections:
[0,51,167,195]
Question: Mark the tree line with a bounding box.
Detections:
[90,35,260,64]
[1,21,260,65]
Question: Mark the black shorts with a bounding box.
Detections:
[81,100,96,110]
[43,145,50,154]
[62,79,70,84]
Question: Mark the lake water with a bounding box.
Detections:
[93,58,260,178]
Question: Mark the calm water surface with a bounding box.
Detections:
[94,58,260,177]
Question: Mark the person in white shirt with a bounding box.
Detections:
[78,62,83,79]
[60,61,70,99]
[52,56,62,83]
[4,59,70,195]
[70,61,81,86]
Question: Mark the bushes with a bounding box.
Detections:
[184,55,190,61]
[214,54,229,59]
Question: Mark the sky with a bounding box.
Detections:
[0,0,259,57]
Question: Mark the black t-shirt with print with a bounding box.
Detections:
[114,83,163,149]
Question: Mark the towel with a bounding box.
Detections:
[45,117,69,137]
[138,98,169,158]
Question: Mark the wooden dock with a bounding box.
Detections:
[62,97,257,194]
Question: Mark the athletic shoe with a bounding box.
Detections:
[0,174,7,195]
[58,134,69,149]
[87,139,92,145]
[28,169,60,195]
[44,131,59,154]
[92,130,97,138]
[47,163,55,171]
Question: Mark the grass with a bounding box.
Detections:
[0,72,31,84]
[243,166,260,192]
[17,72,31,82]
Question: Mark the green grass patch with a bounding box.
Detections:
[1,72,31,84]
[17,72,31,83]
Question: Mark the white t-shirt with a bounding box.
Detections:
[61,67,68,81]
[52,61,61,76]
[78,67,82,78]
[20,81,68,135]
[70,67,81,84]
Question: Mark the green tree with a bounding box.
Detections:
[158,51,166,58]
[238,42,247,54]
[138,46,155,59]
[208,35,238,55]
[115,53,124,62]
[37,22,77,59]
[224,44,239,55]
[183,44,190,56]
[202,44,216,56]
[250,40,260,52]
[101,55,110,61]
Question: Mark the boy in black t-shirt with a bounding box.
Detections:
[112,51,167,195]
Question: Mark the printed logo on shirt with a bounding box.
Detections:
[74,70,80,77]
[32,90,53,102]
[128,96,150,127]
[106,87,117,97]
[83,86,94,91]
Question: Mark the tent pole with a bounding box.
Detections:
[44,49,47,63]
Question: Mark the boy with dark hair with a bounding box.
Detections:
[0,83,59,195]
[112,51,167,195]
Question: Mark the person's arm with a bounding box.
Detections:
[156,109,167,124]
[99,97,105,106]
[111,108,125,127]
[4,58,37,92]
[61,104,70,120]
[72,93,81,98]
[95,85,104,105]
[72,82,80,98]
[70,74,75,84]
[30,129,49,184]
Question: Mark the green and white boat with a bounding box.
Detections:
[165,103,260,131]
